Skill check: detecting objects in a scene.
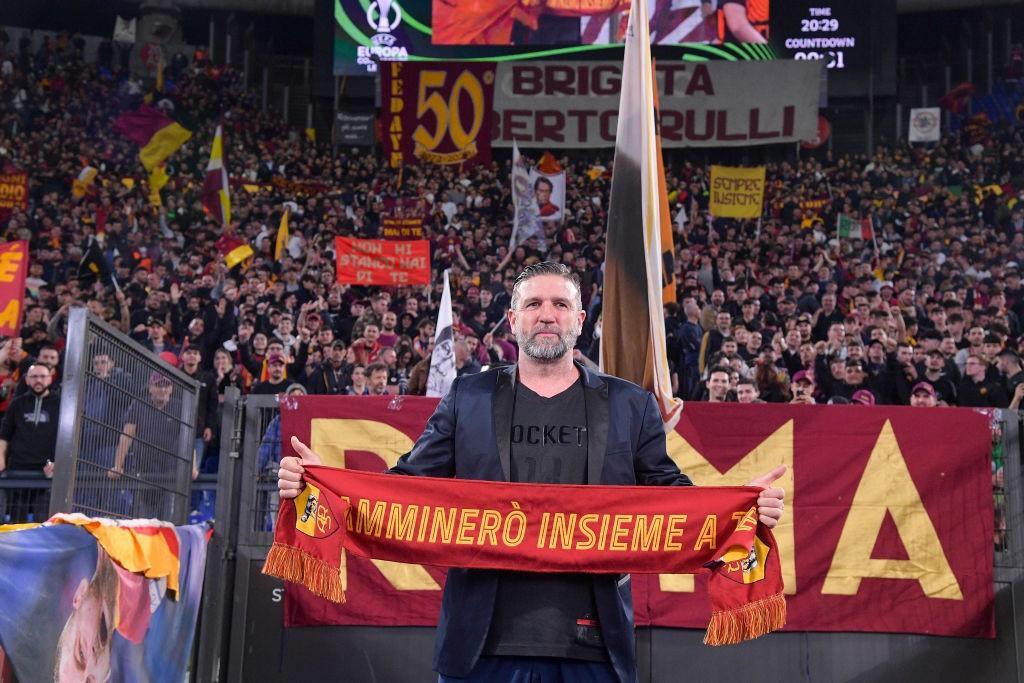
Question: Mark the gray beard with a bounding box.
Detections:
[517,326,580,363]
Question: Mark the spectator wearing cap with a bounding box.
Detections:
[307,340,352,395]
[920,349,958,405]
[250,353,290,395]
[110,371,197,515]
[851,389,876,406]
[142,317,177,357]
[178,346,218,469]
[789,370,816,404]
[997,348,1024,397]
[958,353,1009,407]
[909,382,938,408]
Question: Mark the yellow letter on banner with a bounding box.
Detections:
[310,418,440,591]
[661,421,795,594]
[822,420,962,599]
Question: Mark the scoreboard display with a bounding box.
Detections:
[331,0,896,98]
[770,0,897,97]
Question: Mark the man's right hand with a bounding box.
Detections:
[278,436,323,499]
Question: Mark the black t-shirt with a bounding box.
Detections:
[483,378,608,662]
[0,391,61,469]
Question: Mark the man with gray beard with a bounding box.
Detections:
[278,262,787,683]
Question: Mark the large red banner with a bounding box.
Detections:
[280,399,995,638]
[0,240,28,336]
[334,237,430,286]
[381,62,495,168]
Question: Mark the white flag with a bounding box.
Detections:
[908,107,941,143]
[426,270,456,398]
[510,140,546,251]
[113,17,137,45]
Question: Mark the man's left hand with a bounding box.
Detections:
[747,465,786,529]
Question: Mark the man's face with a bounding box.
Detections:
[25,366,52,395]
[182,349,201,369]
[268,361,286,381]
[535,181,552,206]
[715,313,731,333]
[39,348,60,368]
[149,380,173,407]
[318,328,334,345]
[736,383,758,403]
[508,274,584,362]
[910,391,937,407]
[465,337,479,354]
[382,312,397,331]
[721,339,738,357]
[707,372,729,400]
[896,346,913,365]
[822,293,836,310]
[92,355,113,378]
[331,346,346,364]
[967,327,985,346]
[368,369,388,395]
[364,325,380,343]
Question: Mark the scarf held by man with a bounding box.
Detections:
[263,466,786,645]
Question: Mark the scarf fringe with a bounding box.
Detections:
[262,542,346,604]
[704,592,786,646]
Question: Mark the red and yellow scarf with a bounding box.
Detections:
[264,466,785,645]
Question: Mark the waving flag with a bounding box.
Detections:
[275,208,290,261]
[71,165,98,199]
[216,233,254,270]
[112,104,191,172]
[202,125,231,225]
[426,270,456,398]
[510,141,545,251]
[599,0,682,427]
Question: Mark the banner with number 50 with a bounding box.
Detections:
[381,62,495,168]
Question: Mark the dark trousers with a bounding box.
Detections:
[439,657,618,683]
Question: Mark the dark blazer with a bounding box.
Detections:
[389,362,692,683]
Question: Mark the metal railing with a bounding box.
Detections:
[48,307,201,524]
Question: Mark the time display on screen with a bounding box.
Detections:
[783,7,854,70]
[770,1,896,97]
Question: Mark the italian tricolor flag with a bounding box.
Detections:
[837,214,874,240]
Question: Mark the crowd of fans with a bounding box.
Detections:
[0,30,1023,479]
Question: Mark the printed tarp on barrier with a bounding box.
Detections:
[279,398,994,639]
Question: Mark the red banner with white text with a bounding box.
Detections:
[334,237,431,286]
[280,399,994,638]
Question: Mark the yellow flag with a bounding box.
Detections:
[275,208,290,261]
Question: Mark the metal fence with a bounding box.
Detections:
[48,307,200,524]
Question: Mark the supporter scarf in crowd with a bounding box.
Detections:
[263,467,786,645]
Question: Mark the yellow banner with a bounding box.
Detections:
[709,165,766,219]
